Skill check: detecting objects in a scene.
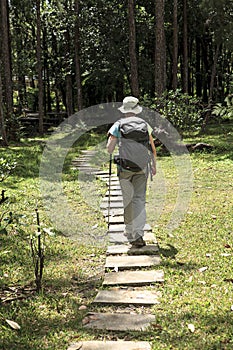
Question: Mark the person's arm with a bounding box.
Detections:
[107,134,117,154]
[149,134,156,175]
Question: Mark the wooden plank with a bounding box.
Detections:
[94,289,160,305]
[105,255,161,270]
[103,270,164,286]
[68,341,151,350]
[106,244,159,256]
[83,312,156,331]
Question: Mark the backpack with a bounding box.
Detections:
[116,116,151,172]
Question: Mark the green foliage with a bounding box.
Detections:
[0,157,17,183]
[143,90,204,132]
[0,210,27,237]
[213,95,233,120]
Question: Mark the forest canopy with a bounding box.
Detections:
[0,0,232,142]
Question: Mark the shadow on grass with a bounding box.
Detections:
[159,243,178,258]
[159,244,199,271]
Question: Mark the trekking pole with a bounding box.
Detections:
[107,153,112,230]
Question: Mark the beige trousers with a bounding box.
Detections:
[119,169,148,241]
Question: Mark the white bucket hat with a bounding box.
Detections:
[118,96,142,114]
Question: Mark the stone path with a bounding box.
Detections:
[68,150,164,350]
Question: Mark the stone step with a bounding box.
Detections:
[97,175,118,180]
[105,215,124,224]
[68,341,151,350]
[105,255,161,270]
[108,231,156,244]
[108,185,121,190]
[83,312,156,331]
[72,159,93,163]
[100,179,120,185]
[94,289,160,305]
[105,190,122,196]
[71,167,99,173]
[107,244,159,256]
[102,208,124,217]
[102,196,123,203]
[80,150,97,155]
[108,223,152,233]
[103,270,164,286]
[75,166,99,171]
[100,202,124,209]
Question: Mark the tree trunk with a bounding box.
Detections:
[172,0,178,90]
[74,0,83,110]
[195,36,202,97]
[0,0,13,120]
[36,0,44,134]
[0,70,8,146]
[128,0,139,98]
[155,0,166,96]
[182,0,188,93]
[200,44,220,132]
[66,74,73,117]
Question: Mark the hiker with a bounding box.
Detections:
[107,96,156,248]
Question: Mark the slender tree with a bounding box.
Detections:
[128,0,139,97]
[74,0,83,110]
[155,0,166,96]
[0,0,13,122]
[172,0,178,90]
[182,0,188,93]
[36,0,44,134]
[201,43,220,132]
[0,70,8,145]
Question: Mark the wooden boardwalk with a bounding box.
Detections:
[68,150,164,350]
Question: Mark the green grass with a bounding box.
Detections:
[0,123,233,349]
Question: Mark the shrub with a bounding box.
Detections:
[213,95,233,121]
[143,90,204,132]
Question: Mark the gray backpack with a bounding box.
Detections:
[116,116,151,172]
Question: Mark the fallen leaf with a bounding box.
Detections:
[151,323,163,331]
[6,319,21,330]
[79,305,87,311]
[224,244,231,249]
[198,280,206,285]
[186,276,193,283]
[188,323,195,333]
[198,266,208,273]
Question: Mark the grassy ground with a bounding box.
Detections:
[0,123,233,349]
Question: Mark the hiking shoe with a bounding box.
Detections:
[131,237,146,248]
